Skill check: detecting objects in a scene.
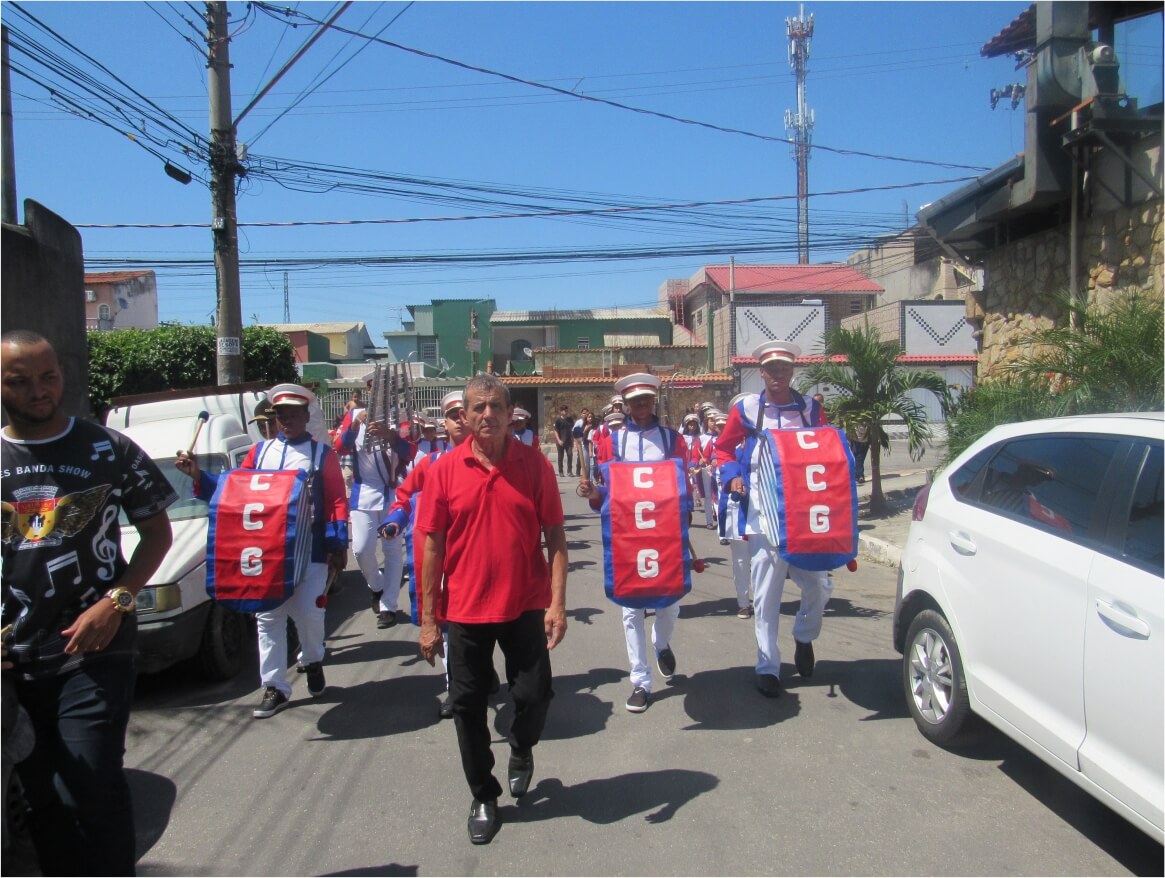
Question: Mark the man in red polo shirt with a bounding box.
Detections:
[417,373,568,846]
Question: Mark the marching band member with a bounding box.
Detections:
[717,395,754,618]
[416,419,448,457]
[696,414,721,530]
[378,391,471,719]
[580,373,689,714]
[714,341,829,698]
[511,408,535,446]
[177,383,348,718]
[340,408,405,629]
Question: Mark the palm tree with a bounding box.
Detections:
[945,290,1163,459]
[800,325,951,516]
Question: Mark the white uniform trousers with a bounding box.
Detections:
[730,537,752,609]
[350,507,404,612]
[749,533,833,678]
[622,603,680,693]
[257,561,328,697]
[699,468,717,528]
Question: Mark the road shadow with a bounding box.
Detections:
[815,656,909,721]
[678,665,803,730]
[494,668,623,742]
[323,867,418,877]
[567,558,596,573]
[912,724,1163,873]
[323,636,420,670]
[504,769,719,826]
[312,674,452,740]
[679,596,738,619]
[566,605,605,626]
[820,597,887,621]
[128,768,177,862]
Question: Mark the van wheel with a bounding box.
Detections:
[903,609,970,746]
[197,603,249,681]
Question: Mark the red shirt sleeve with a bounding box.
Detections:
[714,405,749,468]
[391,452,430,518]
[320,448,349,523]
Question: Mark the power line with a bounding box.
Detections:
[254,2,991,172]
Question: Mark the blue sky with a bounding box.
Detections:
[6,1,1162,342]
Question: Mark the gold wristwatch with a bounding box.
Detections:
[105,588,136,613]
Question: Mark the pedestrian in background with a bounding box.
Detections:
[553,405,575,477]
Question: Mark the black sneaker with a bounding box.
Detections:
[305,662,326,697]
[625,686,650,713]
[439,695,453,720]
[794,639,815,678]
[656,646,677,681]
[756,674,783,698]
[377,611,397,629]
[370,589,384,615]
[253,687,289,718]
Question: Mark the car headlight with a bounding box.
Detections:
[135,584,182,615]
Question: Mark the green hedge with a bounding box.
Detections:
[88,324,298,417]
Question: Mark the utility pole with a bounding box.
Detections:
[207,2,244,384]
[1,26,18,224]
[283,271,290,322]
[784,5,814,265]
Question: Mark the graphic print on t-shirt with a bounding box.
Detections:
[2,484,113,550]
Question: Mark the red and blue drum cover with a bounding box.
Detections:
[599,459,693,609]
[206,469,313,612]
[756,426,858,571]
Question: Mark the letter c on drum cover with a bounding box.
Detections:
[637,549,660,578]
[241,547,264,576]
[634,501,657,529]
[805,464,827,492]
[632,467,654,489]
[249,474,272,491]
[796,432,819,450]
[242,502,265,530]
[809,504,830,533]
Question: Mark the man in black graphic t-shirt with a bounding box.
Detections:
[1,331,175,876]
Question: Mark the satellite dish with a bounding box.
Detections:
[522,347,533,358]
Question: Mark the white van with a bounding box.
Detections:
[104,384,290,678]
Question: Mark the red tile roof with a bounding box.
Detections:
[693,264,882,295]
[500,373,733,386]
[84,270,154,285]
[732,354,978,365]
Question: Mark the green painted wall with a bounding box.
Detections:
[432,299,496,377]
[554,317,672,347]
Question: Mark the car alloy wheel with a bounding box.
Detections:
[903,609,970,745]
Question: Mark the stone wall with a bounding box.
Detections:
[972,199,1163,378]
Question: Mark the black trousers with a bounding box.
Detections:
[447,610,554,801]
[556,442,574,475]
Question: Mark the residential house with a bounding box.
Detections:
[383,299,496,378]
[662,264,884,373]
[847,226,984,305]
[84,270,158,331]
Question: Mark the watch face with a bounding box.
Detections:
[110,589,134,610]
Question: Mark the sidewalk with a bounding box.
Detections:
[853,438,946,568]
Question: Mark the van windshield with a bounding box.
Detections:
[119,453,232,524]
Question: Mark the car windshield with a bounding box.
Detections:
[118,454,231,525]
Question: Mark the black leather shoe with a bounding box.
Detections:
[794,640,815,678]
[468,798,499,845]
[438,696,453,720]
[756,674,783,698]
[508,749,534,798]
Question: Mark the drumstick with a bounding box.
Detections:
[186,410,210,455]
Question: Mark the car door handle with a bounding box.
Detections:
[1095,598,1151,639]
[947,531,977,555]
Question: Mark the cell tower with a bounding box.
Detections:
[784,5,814,265]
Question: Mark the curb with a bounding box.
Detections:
[858,532,902,568]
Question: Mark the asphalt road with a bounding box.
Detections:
[126,480,1162,877]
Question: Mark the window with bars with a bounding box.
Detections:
[420,341,438,361]
[849,299,864,314]
[577,336,590,349]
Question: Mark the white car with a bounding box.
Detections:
[893,412,1163,843]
